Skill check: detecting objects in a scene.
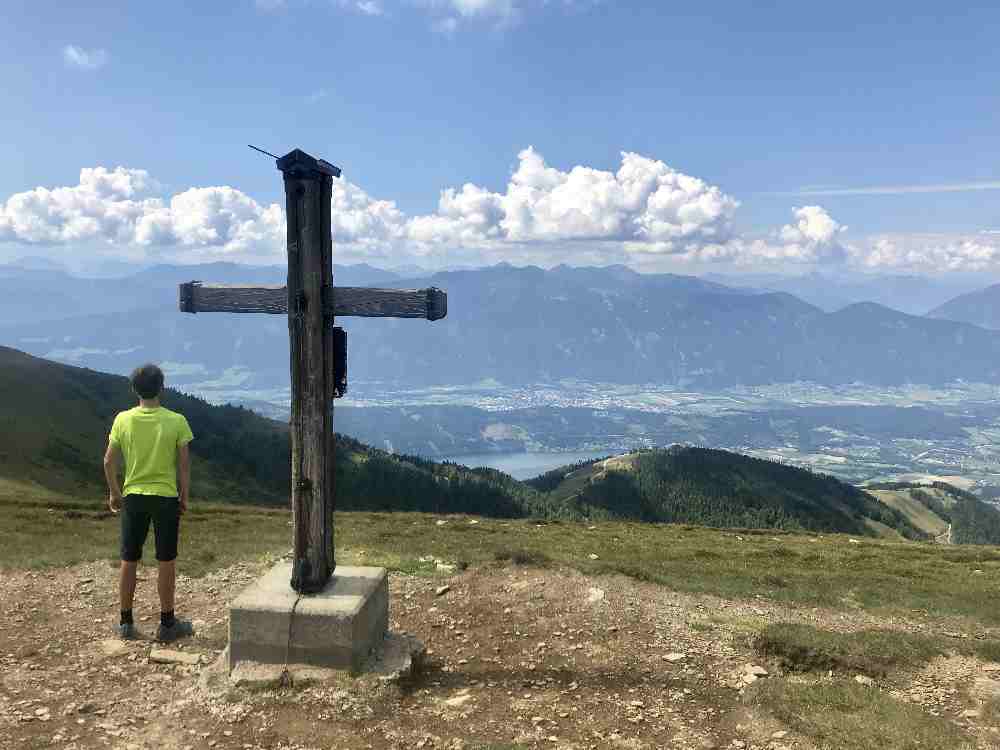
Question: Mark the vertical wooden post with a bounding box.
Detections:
[279,150,338,594]
[321,169,336,574]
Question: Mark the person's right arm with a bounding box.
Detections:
[105,415,123,513]
[176,415,194,513]
[104,443,123,513]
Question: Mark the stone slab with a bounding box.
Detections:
[228,562,388,672]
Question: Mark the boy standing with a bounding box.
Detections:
[104,364,195,642]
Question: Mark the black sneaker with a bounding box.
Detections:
[116,622,139,640]
[156,618,194,643]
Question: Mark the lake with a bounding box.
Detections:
[441,450,612,480]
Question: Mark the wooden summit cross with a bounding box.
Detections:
[178,148,447,595]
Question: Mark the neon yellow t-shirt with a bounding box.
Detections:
[109,406,194,497]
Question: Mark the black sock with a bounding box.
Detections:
[160,610,176,628]
[120,609,133,626]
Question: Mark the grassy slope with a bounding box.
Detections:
[869,489,951,537]
[868,481,1000,545]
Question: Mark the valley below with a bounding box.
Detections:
[202,379,1000,495]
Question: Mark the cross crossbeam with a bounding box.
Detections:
[178,282,447,320]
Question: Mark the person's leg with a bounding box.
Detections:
[157,559,175,616]
[152,497,190,639]
[119,560,138,611]
[118,495,150,636]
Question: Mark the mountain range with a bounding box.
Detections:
[5,261,1000,393]
[703,271,988,315]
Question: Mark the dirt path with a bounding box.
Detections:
[1,558,998,750]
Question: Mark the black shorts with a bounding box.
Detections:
[120,495,180,562]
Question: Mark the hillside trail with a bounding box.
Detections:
[2,557,999,750]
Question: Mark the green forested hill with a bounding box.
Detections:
[0,346,538,513]
[529,449,925,538]
[3,346,997,543]
[0,345,289,503]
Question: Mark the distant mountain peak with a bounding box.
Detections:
[929,283,1000,331]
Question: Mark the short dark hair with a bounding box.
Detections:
[130,364,164,399]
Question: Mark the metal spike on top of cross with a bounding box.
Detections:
[177,148,448,594]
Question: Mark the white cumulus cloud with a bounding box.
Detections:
[63,45,108,71]
[775,205,848,263]
[448,0,516,17]
[0,167,283,261]
[3,150,998,274]
[857,234,1000,272]
[329,147,739,255]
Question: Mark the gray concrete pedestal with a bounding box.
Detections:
[228,562,388,673]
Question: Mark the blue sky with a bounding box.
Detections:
[2,0,999,275]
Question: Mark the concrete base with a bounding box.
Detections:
[199,633,425,693]
[228,562,388,673]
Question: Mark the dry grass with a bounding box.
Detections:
[751,623,948,677]
[983,697,1000,726]
[749,679,975,750]
[752,622,1000,678]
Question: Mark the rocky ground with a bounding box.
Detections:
[2,554,999,750]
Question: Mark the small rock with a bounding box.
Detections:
[435,585,451,597]
[849,538,860,544]
[96,640,129,658]
[436,563,456,573]
[743,665,768,684]
[960,709,980,719]
[436,520,448,526]
[663,653,686,663]
[444,693,474,708]
[855,675,875,686]
[771,730,789,739]
[149,649,201,666]
[587,587,605,603]
[588,553,599,560]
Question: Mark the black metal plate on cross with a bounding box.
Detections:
[332,327,347,399]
